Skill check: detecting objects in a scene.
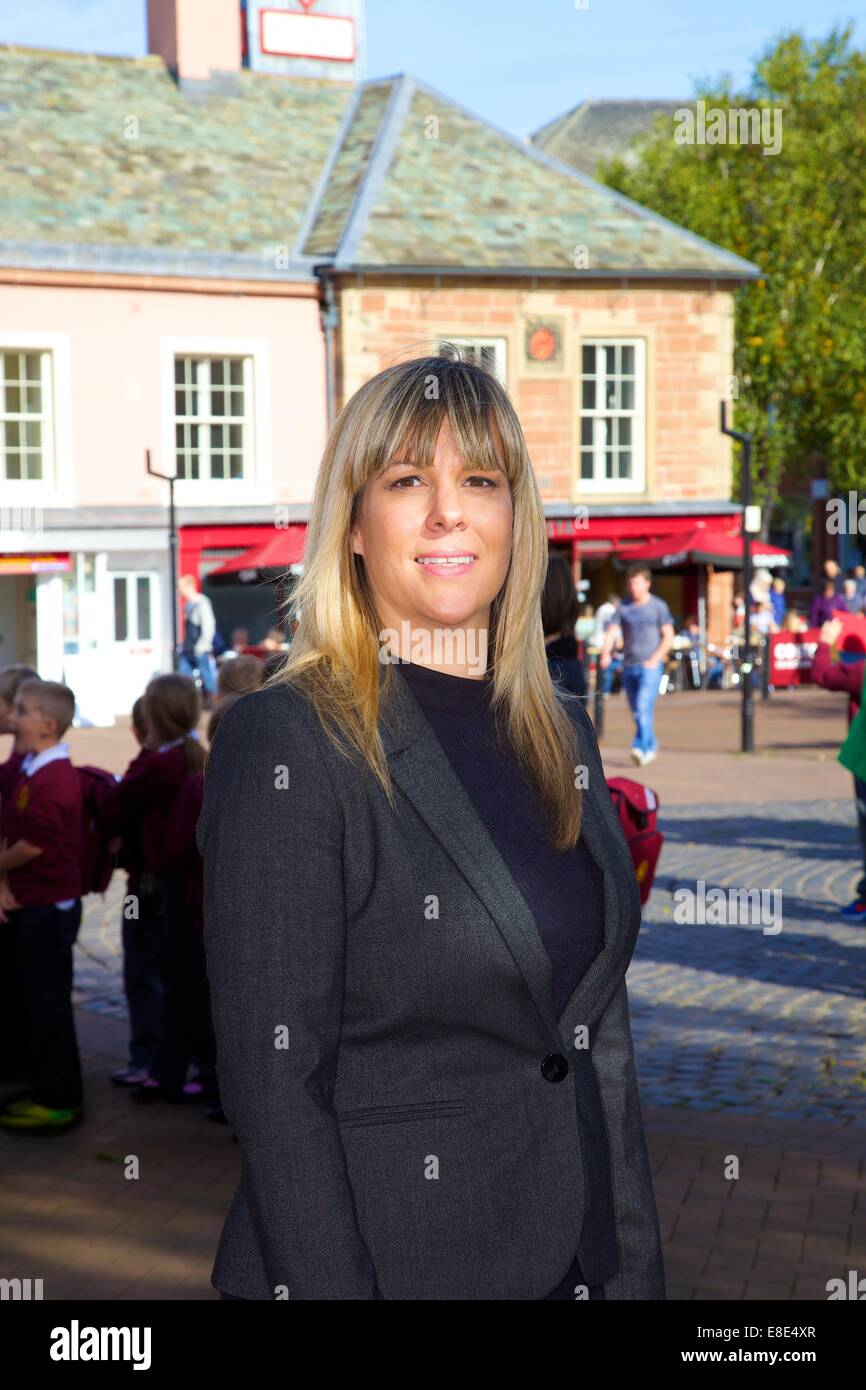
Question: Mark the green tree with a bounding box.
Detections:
[598,26,866,534]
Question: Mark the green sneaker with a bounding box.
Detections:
[0,1099,82,1132]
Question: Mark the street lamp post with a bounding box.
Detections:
[145,449,180,671]
[720,403,754,753]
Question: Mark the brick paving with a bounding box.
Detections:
[636,799,866,1124]
[2,686,865,1299]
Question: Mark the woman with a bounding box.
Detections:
[542,553,587,700]
[197,355,664,1301]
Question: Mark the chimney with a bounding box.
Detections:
[147,0,242,90]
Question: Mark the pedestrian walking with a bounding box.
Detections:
[599,565,675,767]
[178,575,218,707]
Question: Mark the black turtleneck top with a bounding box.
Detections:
[394,658,607,1301]
[394,659,605,1016]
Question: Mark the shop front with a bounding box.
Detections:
[546,511,790,647]
[179,523,307,649]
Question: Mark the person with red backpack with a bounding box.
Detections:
[0,663,38,1097]
[162,693,241,1123]
[0,680,84,1134]
[97,673,206,1104]
[108,697,164,1087]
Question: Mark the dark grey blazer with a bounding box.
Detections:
[196,665,665,1300]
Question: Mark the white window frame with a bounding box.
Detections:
[578,337,646,495]
[160,337,272,505]
[0,332,73,506]
[437,336,507,385]
[111,571,158,649]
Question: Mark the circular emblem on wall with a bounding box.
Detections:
[528,327,556,362]
[524,318,564,370]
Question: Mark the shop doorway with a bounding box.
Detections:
[0,574,37,669]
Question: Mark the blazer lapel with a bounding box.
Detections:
[378,666,638,1052]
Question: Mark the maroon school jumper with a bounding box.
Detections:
[114,747,151,896]
[163,771,204,934]
[97,744,190,876]
[0,747,24,838]
[4,757,83,906]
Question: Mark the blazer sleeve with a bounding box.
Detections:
[196,687,381,1300]
[592,976,666,1299]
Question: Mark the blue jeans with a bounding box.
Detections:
[179,650,217,695]
[622,663,662,755]
[601,652,623,695]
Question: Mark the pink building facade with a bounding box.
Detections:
[0,271,326,719]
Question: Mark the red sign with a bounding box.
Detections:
[769,630,821,686]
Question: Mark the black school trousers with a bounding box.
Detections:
[9,901,83,1111]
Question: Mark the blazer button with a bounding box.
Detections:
[541,1053,569,1083]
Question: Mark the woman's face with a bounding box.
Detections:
[351,416,513,648]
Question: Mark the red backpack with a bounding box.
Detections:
[77,766,120,897]
[606,778,663,906]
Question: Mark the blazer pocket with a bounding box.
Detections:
[338,1099,467,1128]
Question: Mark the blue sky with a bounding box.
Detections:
[3,0,865,135]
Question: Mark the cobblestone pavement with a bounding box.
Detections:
[634,799,866,1123]
[74,797,866,1124]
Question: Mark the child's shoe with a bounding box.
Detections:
[0,1099,82,1132]
[111,1066,150,1087]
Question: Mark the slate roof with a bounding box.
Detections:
[531,99,687,178]
[0,46,351,276]
[0,47,760,283]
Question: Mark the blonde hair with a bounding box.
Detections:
[268,353,583,850]
[18,678,75,738]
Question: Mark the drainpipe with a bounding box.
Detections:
[316,265,339,430]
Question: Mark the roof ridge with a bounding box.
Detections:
[0,44,163,64]
[334,73,417,268]
[582,97,689,107]
[292,81,368,259]
[529,100,588,146]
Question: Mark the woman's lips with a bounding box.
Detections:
[415,555,477,577]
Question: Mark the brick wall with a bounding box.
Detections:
[337,278,734,508]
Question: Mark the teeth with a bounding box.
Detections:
[417,556,474,565]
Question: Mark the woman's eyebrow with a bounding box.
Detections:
[383,456,503,473]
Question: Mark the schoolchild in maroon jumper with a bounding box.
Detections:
[163,693,242,1123]
[97,673,206,1103]
[0,680,84,1133]
[0,663,39,1093]
[0,664,37,802]
[110,696,166,1087]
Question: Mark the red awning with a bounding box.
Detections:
[207,526,307,584]
[613,526,791,570]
